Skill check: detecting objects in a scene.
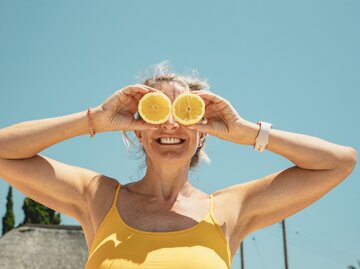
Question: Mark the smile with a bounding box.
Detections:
[155,137,186,145]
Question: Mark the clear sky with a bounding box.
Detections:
[0,1,359,268]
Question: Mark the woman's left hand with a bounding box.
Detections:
[187,90,247,143]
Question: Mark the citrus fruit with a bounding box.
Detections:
[172,92,205,125]
[138,92,172,124]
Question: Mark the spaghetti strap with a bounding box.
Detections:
[112,183,122,209]
[208,193,221,225]
[209,193,215,216]
[86,187,233,269]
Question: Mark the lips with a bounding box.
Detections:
[155,137,186,145]
[155,135,187,140]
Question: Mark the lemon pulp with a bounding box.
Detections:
[138,92,172,124]
[172,92,205,125]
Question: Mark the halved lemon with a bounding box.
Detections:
[138,92,172,124]
[172,92,205,125]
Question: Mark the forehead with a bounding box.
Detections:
[155,81,190,102]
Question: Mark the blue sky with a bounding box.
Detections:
[0,0,359,268]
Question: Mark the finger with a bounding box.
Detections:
[202,103,219,118]
[138,84,160,92]
[121,94,141,113]
[127,85,161,103]
[119,87,156,109]
[193,91,228,105]
[122,84,158,95]
[196,92,231,112]
[129,120,160,131]
[127,101,139,114]
[190,91,211,106]
[132,92,143,102]
[187,122,212,134]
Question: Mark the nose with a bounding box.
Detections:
[161,114,180,130]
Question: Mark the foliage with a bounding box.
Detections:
[1,186,15,236]
[21,197,61,225]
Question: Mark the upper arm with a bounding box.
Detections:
[239,163,356,234]
[0,154,102,222]
[218,158,356,242]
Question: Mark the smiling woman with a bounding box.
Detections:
[121,60,211,170]
[0,60,357,269]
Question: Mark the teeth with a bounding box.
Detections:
[159,138,182,144]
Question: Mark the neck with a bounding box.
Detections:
[136,159,193,202]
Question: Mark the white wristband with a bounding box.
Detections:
[254,121,272,152]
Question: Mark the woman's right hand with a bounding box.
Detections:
[95,84,160,132]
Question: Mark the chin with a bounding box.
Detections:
[148,151,191,163]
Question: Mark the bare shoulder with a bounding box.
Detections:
[79,175,119,251]
[79,174,119,229]
[86,175,119,201]
[85,175,119,213]
[212,183,254,248]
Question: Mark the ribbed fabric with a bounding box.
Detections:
[84,183,232,269]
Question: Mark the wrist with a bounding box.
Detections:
[235,120,261,145]
[87,106,107,134]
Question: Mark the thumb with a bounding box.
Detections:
[130,120,159,131]
[187,122,210,134]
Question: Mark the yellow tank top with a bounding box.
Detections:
[84,183,233,269]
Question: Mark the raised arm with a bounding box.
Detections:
[219,120,357,243]
[0,107,105,160]
[0,84,159,222]
[185,90,357,253]
[0,106,107,221]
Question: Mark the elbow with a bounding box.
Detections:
[337,147,357,173]
[346,147,357,165]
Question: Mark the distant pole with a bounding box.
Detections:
[281,219,289,269]
[240,241,244,269]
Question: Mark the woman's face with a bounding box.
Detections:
[134,82,207,166]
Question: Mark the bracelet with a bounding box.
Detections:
[253,121,272,152]
[87,107,96,139]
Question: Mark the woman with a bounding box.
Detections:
[0,66,357,269]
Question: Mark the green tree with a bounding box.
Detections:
[1,186,15,236]
[21,197,61,225]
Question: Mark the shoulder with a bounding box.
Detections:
[83,176,120,227]
[211,183,253,233]
[85,175,120,206]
